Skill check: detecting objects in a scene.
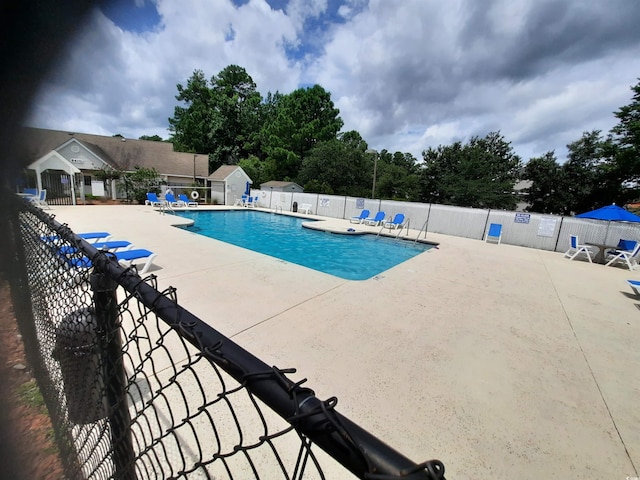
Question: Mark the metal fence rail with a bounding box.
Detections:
[5,198,444,480]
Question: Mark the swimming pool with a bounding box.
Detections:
[175,210,433,280]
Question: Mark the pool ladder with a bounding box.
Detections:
[414,221,428,244]
[273,205,283,214]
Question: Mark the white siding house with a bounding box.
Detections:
[208,165,253,205]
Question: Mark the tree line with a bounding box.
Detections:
[156,64,639,213]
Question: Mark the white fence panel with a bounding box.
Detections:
[427,205,490,240]
[252,188,640,255]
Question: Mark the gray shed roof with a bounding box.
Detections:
[17,127,210,178]
[260,181,302,189]
[208,165,249,181]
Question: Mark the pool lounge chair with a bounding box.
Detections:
[146,192,163,207]
[605,242,640,270]
[364,211,386,226]
[67,248,158,275]
[384,213,405,229]
[563,235,593,263]
[165,192,184,207]
[30,189,50,209]
[43,231,113,245]
[59,240,134,255]
[179,193,198,207]
[350,210,370,224]
[626,279,640,296]
[484,223,502,244]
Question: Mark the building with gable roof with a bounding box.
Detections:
[18,127,210,204]
[208,165,252,205]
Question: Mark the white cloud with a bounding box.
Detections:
[26,0,640,164]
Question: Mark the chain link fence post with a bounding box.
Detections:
[90,271,136,480]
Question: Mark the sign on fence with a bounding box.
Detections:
[537,217,557,237]
[514,213,531,224]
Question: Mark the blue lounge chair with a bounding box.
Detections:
[30,189,50,209]
[364,211,386,226]
[384,213,405,229]
[67,249,158,275]
[59,240,134,255]
[563,235,593,262]
[43,231,113,244]
[165,192,183,207]
[350,210,370,224]
[605,242,640,270]
[626,279,640,296]
[146,192,163,206]
[179,193,198,207]
[484,223,502,244]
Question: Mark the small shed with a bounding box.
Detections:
[260,181,304,193]
[208,165,252,205]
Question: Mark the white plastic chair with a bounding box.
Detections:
[605,242,640,270]
[563,235,593,263]
[484,223,502,244]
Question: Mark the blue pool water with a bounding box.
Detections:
[175,210,433,280]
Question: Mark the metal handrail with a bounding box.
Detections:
[414,221,428,244]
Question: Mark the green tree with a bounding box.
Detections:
[168,66,262,171]
[238,155,275,187]
[297,131,370,196]
[261,85,343,179]
[609,79,640,201]
[139,134,164,142]
[120,167,161,204]
[168,70,215,154]
[562,130,620,212]
[419,131,522,209]
[522,151,568,214]
[374,150,420,200]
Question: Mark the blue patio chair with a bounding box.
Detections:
[165,192,182,207]
[179,193,198,207]
[384,213,405,229]
[30,189,50,209]
[350,210,370,224]
[484,223,503,244]
[605,242,640,270]
[146,192,163,206]
[626,279,640,296]
[59,240,134,255]
[67,248,158,275]
[563,235,593,263]
[364,211,386,226]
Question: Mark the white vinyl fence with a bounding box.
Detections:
[251,190,640,254]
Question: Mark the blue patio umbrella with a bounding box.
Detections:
[575,204,640,223]
[244,181,251,196]
[576,204,640,242]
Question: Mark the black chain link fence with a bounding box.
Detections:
[4,197,445,479]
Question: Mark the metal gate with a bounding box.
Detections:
[41,170,74,205]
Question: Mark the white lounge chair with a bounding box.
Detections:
[605,242,640,270]
[299,203,313,214]
[563,235,593,263]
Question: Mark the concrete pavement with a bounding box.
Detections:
[49,204,640,479]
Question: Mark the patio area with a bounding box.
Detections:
[47,204,640,479]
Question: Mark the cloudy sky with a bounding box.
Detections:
[26,0,640,163]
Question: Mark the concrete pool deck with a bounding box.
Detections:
[47,204,639,479]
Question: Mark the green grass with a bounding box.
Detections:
[17,379,46,410]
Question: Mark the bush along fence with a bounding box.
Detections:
[5,198,445,480]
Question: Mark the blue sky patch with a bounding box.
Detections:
[101,0,162,33]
